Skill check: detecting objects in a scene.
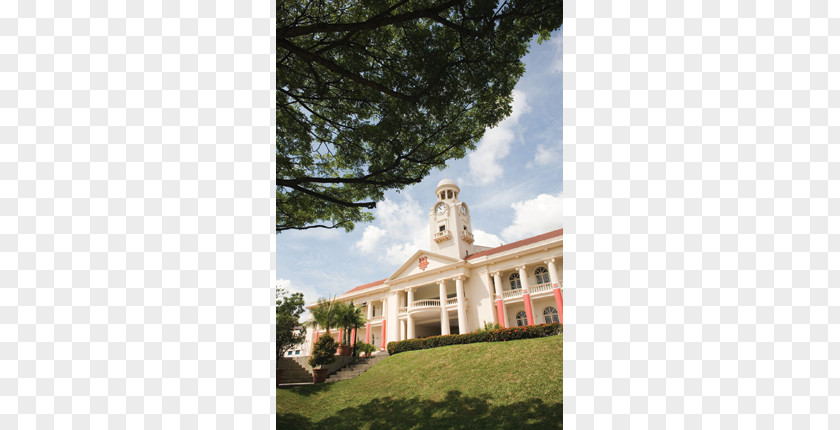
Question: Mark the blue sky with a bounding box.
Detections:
[277,28,563,308]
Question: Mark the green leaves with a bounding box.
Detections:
[276,289,307,357]
[277,0,563,232]
[309,334,338,368]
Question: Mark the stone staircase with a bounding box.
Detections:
[277,357,313,384]
[325,352,388,383]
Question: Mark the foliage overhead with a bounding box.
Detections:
[277,0,563,232]
[276,289,307,357]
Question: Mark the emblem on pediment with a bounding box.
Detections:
[418,256,429,271]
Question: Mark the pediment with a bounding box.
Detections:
[387,250,460,281]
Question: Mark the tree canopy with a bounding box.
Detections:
[276,289,307,358]
[277,0,563,232]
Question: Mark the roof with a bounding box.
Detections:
[340,278,387,296]
[465,228,563,260]
[337,229,562,296]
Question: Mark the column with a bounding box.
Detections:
[407,288,415,339]
[484,272,498,325]
[519,265,535,325]
[455,276,468,334]
[380,320,387,350]
[351,328,357,347]
[439,281,450,335]
[386,292,399,344]
[492,272,506,328]
[365,301,372,343]
[546,258,563,324]
[339,329,344,345]
[400,320,406,341]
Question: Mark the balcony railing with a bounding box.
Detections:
[398,307,407,315]
[411,299,441,309]
[530,282,553,295]
[502,289,524,300]
[460,230,474,243]
[433,230,451,242]
[446,298,458,306]
[369,315,382,323]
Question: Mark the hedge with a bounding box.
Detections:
[386,323,562,355]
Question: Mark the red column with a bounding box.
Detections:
[495,299,506,328]
[313,331,319,348]
[365,323,371,343]
[553,283,563,324]
[523,292,535,325]
[380,320,387,350]
[339,329,344,345]
[351,328,357,347]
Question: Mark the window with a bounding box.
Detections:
[440,192,445,200]
[295,350,300,355]
[439,225,446,232]
[515,311,528,326]
[543,307,559,324]
[509,273,522,290]
[535,267,550,284]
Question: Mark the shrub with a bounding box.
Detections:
[387,323,562,355]
[355,341,377,357]
[308,334,338,368]
[477,321,501,332]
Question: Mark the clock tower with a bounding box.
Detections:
[429,179,478,259]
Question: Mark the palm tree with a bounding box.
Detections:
[306,297,340,337]
[335,301,367,346]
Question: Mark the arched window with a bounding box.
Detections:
[509,273,522,290]
[515,311,528,327]
[535,267,550,284]
[543,306,559,324]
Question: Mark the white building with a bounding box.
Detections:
[298,179,563,354]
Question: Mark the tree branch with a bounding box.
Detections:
[277,222,350,232]
[277,0,462,38]
[278,38,415,102]
[282,182,377,209]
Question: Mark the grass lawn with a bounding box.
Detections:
[277,334,562,429]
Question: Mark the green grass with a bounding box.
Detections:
[277,334,562,429]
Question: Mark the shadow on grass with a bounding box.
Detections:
[277,382,333,397]
[277,390,562,429]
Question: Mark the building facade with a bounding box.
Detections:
[299,179,563,355]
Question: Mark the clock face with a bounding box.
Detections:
[460,205,467,215]
[435,203,446,214]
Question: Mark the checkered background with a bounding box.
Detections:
[565,1,838,429]
[1,1,275,429]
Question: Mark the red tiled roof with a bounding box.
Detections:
[338,229,562,296]
[465,228,563,260]
[341,278,386,296]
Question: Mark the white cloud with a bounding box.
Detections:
[354,225,386,253]
[467,90,531,185]
[353,195,429,266]
[276,278,321,321]
[534,142,562,166]
[501,193,563,241]
[473,229,504,248]
[551,33,563,73]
